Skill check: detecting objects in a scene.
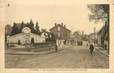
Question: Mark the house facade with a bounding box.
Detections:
[50,23,71,40]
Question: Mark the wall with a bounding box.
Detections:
[50,25,71,40]
[7,33,45,45]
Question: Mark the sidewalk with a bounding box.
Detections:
[5,45,68,55]
[5,47,62,55]
[95,46,109,56]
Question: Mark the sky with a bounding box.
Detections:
[4,0,108,34]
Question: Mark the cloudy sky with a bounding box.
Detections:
[4,0,108,34]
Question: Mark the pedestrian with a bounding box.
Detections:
[89,43,94,55]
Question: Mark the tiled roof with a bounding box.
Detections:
[50,24,71,32]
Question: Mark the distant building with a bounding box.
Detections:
[88,33,96,41]
[69,34,82,45]
[50,23,71,40]
[7,27,45,45]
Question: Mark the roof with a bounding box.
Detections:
[50,24,71,32]
[88,33,95,37]
[70,35,82,40]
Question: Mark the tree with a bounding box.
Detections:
[29,19,34,33]
[5,24,12,43]
[88,4,109,48]
[88,4,109,23]
[11,23,19,35]
[5,24,12,36]
[34,21,41,35]
[19,21,24,33]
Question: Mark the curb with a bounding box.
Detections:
[5,49,64,55]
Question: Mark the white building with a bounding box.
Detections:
[7,27,45,45]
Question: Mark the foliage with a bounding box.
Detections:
[6,20,42,35]
[19,21,24,33]
[28,19,34,33]
[88,4,109,23]
[5,24,12,36]
[88,4,109,48]
[34,21,41,35]
[11,23,19,35]
[5,20,56,42]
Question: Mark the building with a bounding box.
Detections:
[97,23,109,49]
[88,33,96,41]
[50,23,71,40]
[7,27,45,45]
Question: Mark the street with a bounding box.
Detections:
[5,45,109,68]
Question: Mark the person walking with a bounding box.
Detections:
[89,43,94,55]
